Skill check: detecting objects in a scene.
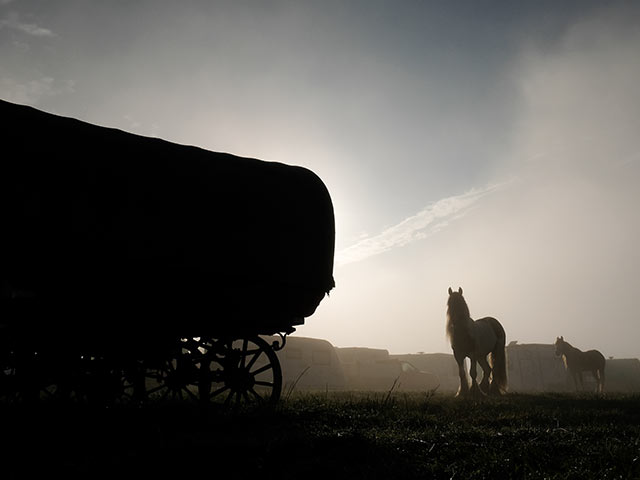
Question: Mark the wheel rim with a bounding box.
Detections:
[199,336,282,407]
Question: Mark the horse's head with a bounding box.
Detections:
[554,336,565,356]
[447,287,464,308]
[446,287,469,320]
[446,287,472,344]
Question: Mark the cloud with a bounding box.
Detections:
[335,181,510,267]
[0,13,55,37]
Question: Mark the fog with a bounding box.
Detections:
[300,6,640,359]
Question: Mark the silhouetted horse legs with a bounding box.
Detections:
[592,369,605,394]
[469,359,478,394]
[468,358,485,398]
[477,356,492,394]
[591,371,599,393]
[469,356,496,398]
[571,370,584,391]
[454,351,469,396]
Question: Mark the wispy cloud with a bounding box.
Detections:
[0,13,55,37]
[335,181,510,267]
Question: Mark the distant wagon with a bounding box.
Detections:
[0,99,335,406]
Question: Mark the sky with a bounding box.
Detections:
[2,0,640,358]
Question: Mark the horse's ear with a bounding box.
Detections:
[560,336,564,341]
[458,287,463,295]
[448,287,453,295]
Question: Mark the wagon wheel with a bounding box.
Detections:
[137,338,206,403]
[0,349,61,403]
[20,353,125,405]
[0,351,67,403]
[74,355,139,405]
[5,350,61,403]
[198,336,282,407]
[0,347,134,405]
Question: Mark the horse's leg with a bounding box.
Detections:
[593,369,605,394]
[454,351,468,397]
[577,371,584,392]
[571,370,579,392]
[591,370,599,393]
[477,356,492,394]
[469,358,482,398]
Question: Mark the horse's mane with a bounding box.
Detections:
[446,292,471,343]
[557,337,578,353]
[556,337,580,368]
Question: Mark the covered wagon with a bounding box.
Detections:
[0,99,335,405]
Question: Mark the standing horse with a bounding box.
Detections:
[446,287,507,396]
[554,336,605,393]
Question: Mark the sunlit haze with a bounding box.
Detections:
[3,1,639,358]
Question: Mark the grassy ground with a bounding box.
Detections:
[1,392,639,479]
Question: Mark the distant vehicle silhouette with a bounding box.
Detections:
[390,352,461,392]
[554,336,605,393]
[446,287,507,396]
[335,347,439,392]
[272,336,347,393]
[0,99,335,406]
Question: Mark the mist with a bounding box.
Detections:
[299,5,640,359]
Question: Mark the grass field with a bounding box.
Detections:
[2,392,639,479]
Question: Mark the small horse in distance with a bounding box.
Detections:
[554,336,606,393]
[446,287,507,397]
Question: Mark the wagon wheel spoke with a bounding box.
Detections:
[182,386,198,402]
[245,350,262,371]
[249,388,266,403]
[160,387,171,402]
[255,381,274,388]
[198,336,282,408]
[128,339,208,404]
[210,385,230,399]
[240,339,248,369]
[251,364,273,376]
[146,384,165,396]
[224,390,235,407]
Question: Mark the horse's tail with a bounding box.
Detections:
[487,317,508,393]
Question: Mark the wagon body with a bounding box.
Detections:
[1,99,335,345]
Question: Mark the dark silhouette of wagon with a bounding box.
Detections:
[0,99,335,406]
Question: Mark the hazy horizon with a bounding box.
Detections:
[2,1,639,358]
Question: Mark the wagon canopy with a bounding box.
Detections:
[1,99,335,335]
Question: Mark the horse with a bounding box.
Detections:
[446,287,507,397]
[554,336,605,393]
